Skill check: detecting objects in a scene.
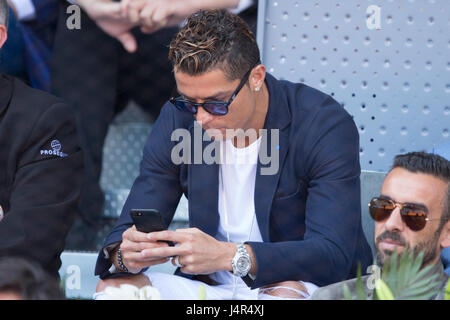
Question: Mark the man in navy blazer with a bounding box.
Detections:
[95,9,372,299]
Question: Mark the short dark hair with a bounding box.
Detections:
[392,151,450,226]
[0,257,64,300]
[168,9,260,81]
[0,0,8,29]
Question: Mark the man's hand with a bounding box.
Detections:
[115,225,171,274]
[76,0,138,52]
[124,0,199,34]
[121,0,240,34]
[142,228,237,275]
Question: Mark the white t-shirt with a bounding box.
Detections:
[209,136,263,286]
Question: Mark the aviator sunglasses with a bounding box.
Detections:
[169,61,261,116]
[368,197,442,231]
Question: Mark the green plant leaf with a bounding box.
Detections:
[445,278,450,301]
[355,264,366,300]
[381,247,398,289]
[375,279,394,300]
[381,248,441,300]
[397,274,441,300]
[396,248,410,292]
[342,247,444,300]
[343,283,353,300]
[197,284,206,300]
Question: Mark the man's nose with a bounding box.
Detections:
[195,107,214,126]
[384,207,405,232]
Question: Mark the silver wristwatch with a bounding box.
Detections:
[232,243,252,278]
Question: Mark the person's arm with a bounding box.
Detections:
[246,97,367,289]
[0,99,83,277]
[95,102,184,279]
[74,0,138,52]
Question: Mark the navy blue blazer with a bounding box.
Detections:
[95,73,372,288]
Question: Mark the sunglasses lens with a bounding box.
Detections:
[171,99,197,114]
[369,198,428,231]
[369,198,394,221]
[204,103,228,116]
[401,209,427,231]
[184,102,198,114]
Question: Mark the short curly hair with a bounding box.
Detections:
[168,9,260,81]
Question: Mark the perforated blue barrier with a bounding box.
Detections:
[257,0,449,172]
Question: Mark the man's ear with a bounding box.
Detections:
[0,24,7,49]
[250,64,266,91]
[440,220,450,249]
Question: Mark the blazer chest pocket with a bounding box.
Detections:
[270,181,308,241]
[272,186,306,214]
[273,178,307,201]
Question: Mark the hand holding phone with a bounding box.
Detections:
[130,209,175,247]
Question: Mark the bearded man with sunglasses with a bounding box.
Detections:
[94,9,372,299]
[312,152,450,300]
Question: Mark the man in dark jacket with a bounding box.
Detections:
[0,1,83,279]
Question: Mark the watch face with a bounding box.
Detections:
[237,256,251,273]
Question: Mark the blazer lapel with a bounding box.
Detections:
[254,73,291,242]
[187,122,220,237]
[254,128,289,242]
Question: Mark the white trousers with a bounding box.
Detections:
[94,271,319,300]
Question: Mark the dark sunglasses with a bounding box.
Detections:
[368,197,441,231]
[169,61,260,116]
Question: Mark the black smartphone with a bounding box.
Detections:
[130,209,175,246]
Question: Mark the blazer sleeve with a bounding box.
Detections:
[95,103,184,279]
[0,102,83,278]
[246,99,366,288]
